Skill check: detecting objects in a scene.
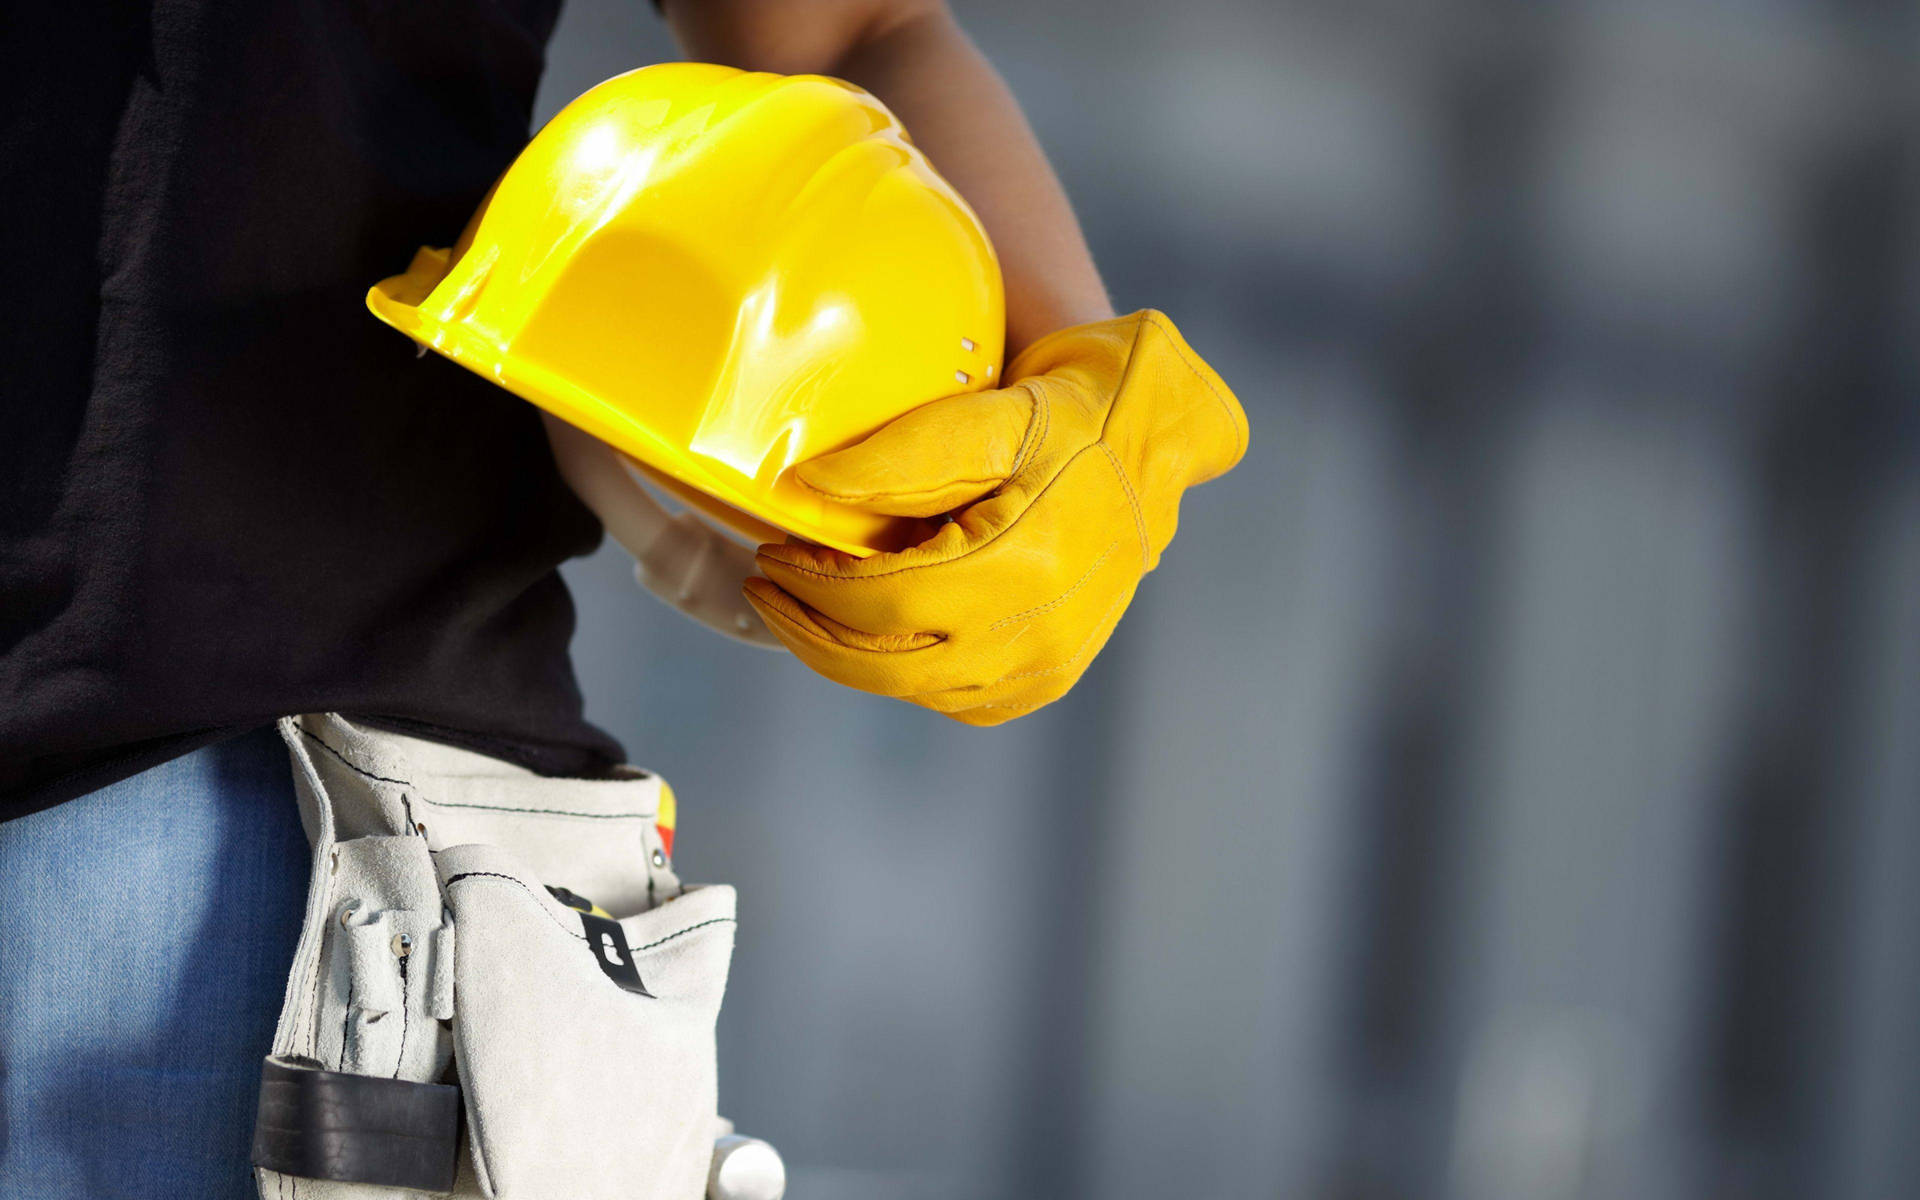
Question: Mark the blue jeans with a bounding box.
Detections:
[0,726,310,1199]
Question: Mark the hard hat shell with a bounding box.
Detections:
[367,63,1005,556]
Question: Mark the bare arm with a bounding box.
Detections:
[660,0,1113,355]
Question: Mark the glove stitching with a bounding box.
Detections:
[986,539,1118,631]
[1093,311,1154,447]
[1086,316,1151,565]
[1095,442,1150,566]
[793,388,1044,507]
[1141,310,1248,460]
[746,585,948,655]
[989,583,1134,686]
[793,472,1011,506]
[760,442,1105,584]
[1006,381,1049,484]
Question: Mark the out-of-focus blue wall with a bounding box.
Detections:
[543,4,1920,1198]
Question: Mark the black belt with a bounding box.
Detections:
[250,1054,463,1193]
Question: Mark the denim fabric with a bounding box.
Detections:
[0,725,309,1200]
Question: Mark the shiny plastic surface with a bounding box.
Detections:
[367,62,1005,556]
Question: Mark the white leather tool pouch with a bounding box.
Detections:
[252,712,735,1200]
[436,843,736,1200]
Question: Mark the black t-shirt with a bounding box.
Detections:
[1,1,628,819]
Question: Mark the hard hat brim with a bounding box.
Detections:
[367,249,910,559]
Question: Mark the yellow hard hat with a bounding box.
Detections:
[367,62,1005,557]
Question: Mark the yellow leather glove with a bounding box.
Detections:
[742,310,1249,725]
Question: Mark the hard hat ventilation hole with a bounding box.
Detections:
[955,370,971,385]
[960,337,977,353]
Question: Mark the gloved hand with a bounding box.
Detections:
[742,310,1249,725]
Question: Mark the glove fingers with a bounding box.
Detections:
[740,577,941,653]
[747,311,1246,727]
[794,387,1038,518]
[748,466,1138,716]
[743,578,960,699]
[904,570,1135,722]
[760,448,1137,640]
[752,514,993,637]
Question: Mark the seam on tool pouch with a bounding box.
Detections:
[418,798,655,819]
[444,873,736,953]
[301,727,414,787]
[444,872,589,939]
[339,982,356,1068]
[304,872,336,1059]
[307,727,652,820]
[393,956,410,1078]
[632,917,736,953]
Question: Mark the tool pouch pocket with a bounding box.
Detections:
[255,714,749,1200]
[436,843,736,1200]
[252,830,462,1196]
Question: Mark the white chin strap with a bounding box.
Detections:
[543,416,785,650]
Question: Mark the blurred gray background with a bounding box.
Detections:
[541,3,1920,1198]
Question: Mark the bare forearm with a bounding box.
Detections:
[661,0,1112,354]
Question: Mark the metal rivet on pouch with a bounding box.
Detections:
[392,933,413,958]
[339,902,359,927]
[329,849,339,875]
[651,848,668,868]
[415,821,427,836]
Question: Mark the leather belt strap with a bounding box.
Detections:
[250,1054,462,1193]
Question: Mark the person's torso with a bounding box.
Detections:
[1,0,626,816]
